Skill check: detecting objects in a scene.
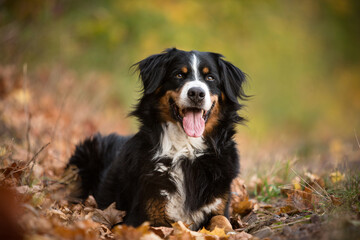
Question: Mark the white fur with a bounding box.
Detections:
[153,122,219,230]
[154,163,168,173]
[179,54,212,111]
[166,165,223,230]
[153,122,207,162]
[160,190,169,197]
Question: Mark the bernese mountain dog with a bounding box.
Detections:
[67,48,247,230]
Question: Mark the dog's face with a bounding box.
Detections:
[134,48,246,138]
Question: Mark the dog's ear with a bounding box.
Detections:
[213,53,248,104]
[133,48,177,95]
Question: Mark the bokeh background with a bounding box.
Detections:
[1,0,360,176]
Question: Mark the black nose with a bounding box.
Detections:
[187,87,205,103]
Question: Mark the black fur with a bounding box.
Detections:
[67,48,247,229]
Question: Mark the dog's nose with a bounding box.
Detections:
[187,87,205,103]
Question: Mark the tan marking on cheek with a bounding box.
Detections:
[221,92,226,102]
[158,90,181,123]
[146,198,171,227]
[204,95,220,137]
[202,67,209,74]
[181,67,188,74]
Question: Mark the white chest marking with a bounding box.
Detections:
[153,122,220,229]
[153,122,207,163]
[166,165,222,229]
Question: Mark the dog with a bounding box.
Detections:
[67,48,247,230]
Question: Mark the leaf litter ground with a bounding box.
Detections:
[0,66,359,240]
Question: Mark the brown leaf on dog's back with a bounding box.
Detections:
[92,202,125,229]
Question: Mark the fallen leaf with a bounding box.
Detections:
[85,195,98,208]
[330,171,345,183]
[283,189,319,212]
[330,195,342,206]
[207,215,233,233]
[228,231,253,240]
[229,215,246,229]
[112,222,161,240]
[232,196,254,216]
[0,186,24,240]
[292,177,302,190]
[46,208,68,221]
[92,202,125,229]
[199,227,229,238]
[231,178,248,202]
[277,205,299,215]
[150,226,174,239]
[172,221,202,238]
[54,219,99,240]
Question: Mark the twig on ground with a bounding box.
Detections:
[20,142,51,185]
[268,218,311,231]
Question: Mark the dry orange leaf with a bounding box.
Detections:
[232,196,254,216]
[277,205,299,215]
[199,227,229,238]
[286,189,318,211]
[92,202,125,229]
[150,226,174,239]
[330,171,345,183]
[112,222,162,240]
[208,215,233,233]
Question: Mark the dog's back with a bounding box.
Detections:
[67,133,130,202]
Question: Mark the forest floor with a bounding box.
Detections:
[0,65,359,240]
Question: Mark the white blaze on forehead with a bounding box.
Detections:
[178,54,212,110]
[191,54,200,81]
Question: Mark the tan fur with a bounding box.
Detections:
[146,198,171,226]
[204,95,220,137]
[202,67,209,74]
[181,66,188,74]
[158,90,181,123]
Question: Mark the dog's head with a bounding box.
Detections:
[133,48,247,138]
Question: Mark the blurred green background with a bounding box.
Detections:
[1,0,360,153]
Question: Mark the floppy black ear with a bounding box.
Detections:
[215,54,247,104]
[133,48,176,95]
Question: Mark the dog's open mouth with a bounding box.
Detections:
[170,98,214,138]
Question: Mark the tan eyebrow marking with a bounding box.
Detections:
[181,67,188,73]
[202,67,209,74]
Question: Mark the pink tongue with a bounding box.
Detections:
[182,110,205,138]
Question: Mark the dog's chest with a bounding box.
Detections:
[163,165,222,229]
[152,122,221,229]
[154,122,207,161]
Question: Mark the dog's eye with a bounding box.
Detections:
[176,73,184,79]
[206,75,215,81]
